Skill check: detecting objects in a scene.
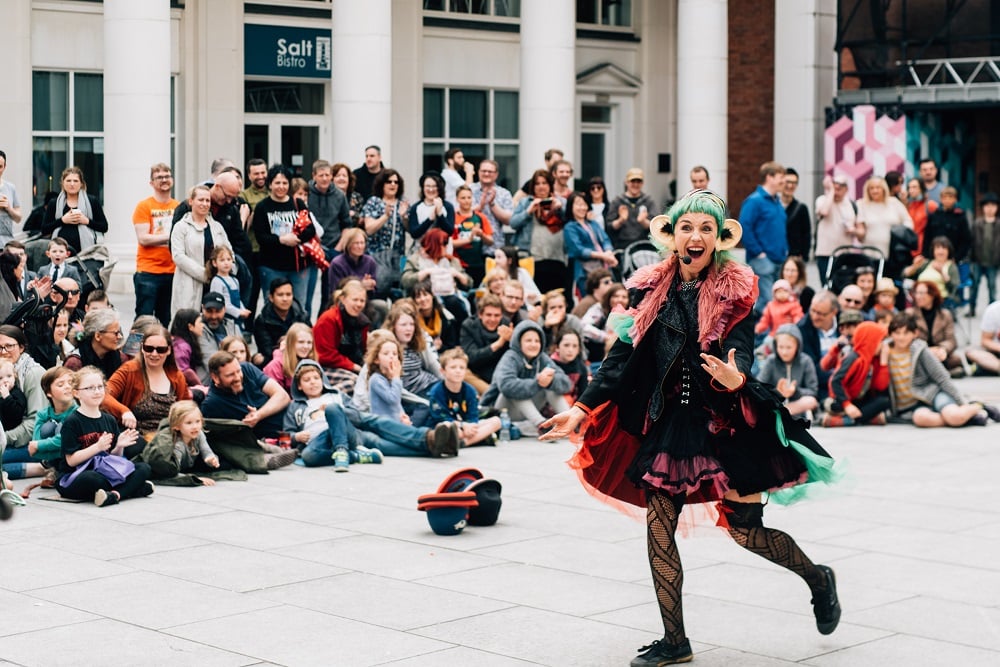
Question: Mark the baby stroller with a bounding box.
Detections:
[824,245,885,294]
[616,239,661,282]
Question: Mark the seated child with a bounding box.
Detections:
[291,359,459,460]
[365,335,409,424]
[168,400,221,485]
[0,360,28,437]
[483,320,571,433]
[822,321,891,427]
[284,360,383,470]
[820,308,864,374]
[428,349,502,447]
[756,324,819,417]
[549,329,589,405]
[755,279,804,337]
[872,277,899,325]
[57,366,153,507]
[7,367,77,483]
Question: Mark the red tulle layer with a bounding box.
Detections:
[567,402,645,519]
[642,453,731,505]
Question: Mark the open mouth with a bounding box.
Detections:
[686,247,706,260]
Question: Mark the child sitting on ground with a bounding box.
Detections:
[756,324,819,417]
[428,348,502,447]
[284,359,382,471]
[365,335,409,424]
[483,320,571,435]
[822,321,891,427]
[549,329,589,405]
[0,360,27,436]
[168,400,221,485]
[872,278,899,325]
[820,308,864,374]
[755,279,804,338]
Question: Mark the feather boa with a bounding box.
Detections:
[616,255,757,350]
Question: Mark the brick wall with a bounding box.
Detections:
[728,1,775,217]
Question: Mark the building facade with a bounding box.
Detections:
[1,0,837,274]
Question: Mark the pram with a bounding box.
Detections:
[616,239,661,282]
[824,245,885,294]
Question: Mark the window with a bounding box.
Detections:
[423,87,519,191]
[32,71,105,206]
[245,81,326,114]
[577,0,631,27]
[423,0,520,18]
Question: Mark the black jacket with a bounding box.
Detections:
[253,300,311,362]
[785,198,812,260]
[459,317,508,382]
[924,207,971,262]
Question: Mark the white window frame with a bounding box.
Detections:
[423,87,520,173]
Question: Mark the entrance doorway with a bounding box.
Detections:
[243,118,324,178]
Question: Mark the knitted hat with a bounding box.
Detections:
[772,279,792,295]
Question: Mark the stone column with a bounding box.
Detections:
[676,0,728,199]
[775,0,837,211]
[519,0,576,183]
[0,0,33,212]
[103,0,171,262]
[332,0,392,164]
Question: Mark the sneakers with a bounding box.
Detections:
[352,446,384,464]
[820,414,843,428]
[980,403,1000,423]
[266,449,299,470]
[811,564,841,635]
[868,413,887,426]
[428,423,460,457]
[630,638,693,666]
[137,481,156,498]
[94,489,120,508]
[332,448,350,472]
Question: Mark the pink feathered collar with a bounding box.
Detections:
[624,255,757,350]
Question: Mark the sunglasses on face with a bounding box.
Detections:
[142,344,170,354]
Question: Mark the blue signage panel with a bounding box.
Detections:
[245,24,332,79]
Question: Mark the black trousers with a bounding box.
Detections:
[58,463,152,501]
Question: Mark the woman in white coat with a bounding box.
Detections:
[171,184,232,313]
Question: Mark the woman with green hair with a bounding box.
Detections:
[541,190,841,666]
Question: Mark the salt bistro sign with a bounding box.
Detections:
[245,25,332,79]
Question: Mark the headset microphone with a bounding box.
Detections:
[676,254,693,265]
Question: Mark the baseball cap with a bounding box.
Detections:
[202,291,226,310]
[838,309,864,326]
[625,168,644,182]
[832,174,849,186]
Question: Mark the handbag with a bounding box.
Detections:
[371,204,402,293]
[90,453,136,486]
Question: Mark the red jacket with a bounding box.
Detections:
[314,304,368,370]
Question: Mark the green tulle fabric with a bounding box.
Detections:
[769,411,847,506]
[607,311,635,345]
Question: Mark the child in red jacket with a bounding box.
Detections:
[822,320,891,426]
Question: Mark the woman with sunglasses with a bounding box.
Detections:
[583,177,609,230]
[63,308,125,379]
[361,169,408,298]
[103,325,191,442]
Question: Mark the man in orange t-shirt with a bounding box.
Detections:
[132,162,179,325]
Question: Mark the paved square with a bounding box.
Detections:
[4,378,999,666]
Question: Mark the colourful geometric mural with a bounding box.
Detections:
[825,105,976,212]
[824,105,905,201]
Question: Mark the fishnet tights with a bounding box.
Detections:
[646,492,686,643]
[726,515,825,592]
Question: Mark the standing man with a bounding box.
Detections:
[241,158,269,212]
[551,160,575,200]
[309,159,353,311]
[0,150,23,246]
[740,161,788,315]
[607,168,657,251]
[689,165,710,191]
[132,163,179,325]
[471,159,514,251]
[919,158,944,205]
[814,174,860,284]
[441,148,474,205]
[782,167,812,260]
[353,145,384,200]
[513,148,564,204]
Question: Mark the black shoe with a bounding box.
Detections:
[428,423,453,457]
[981,403,1000,423]
[630,638,693,666]
[812,565,841,635]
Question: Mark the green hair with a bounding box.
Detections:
[656,190,734,269]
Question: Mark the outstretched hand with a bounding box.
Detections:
[699,348,745,391]
[539,406,587,441]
